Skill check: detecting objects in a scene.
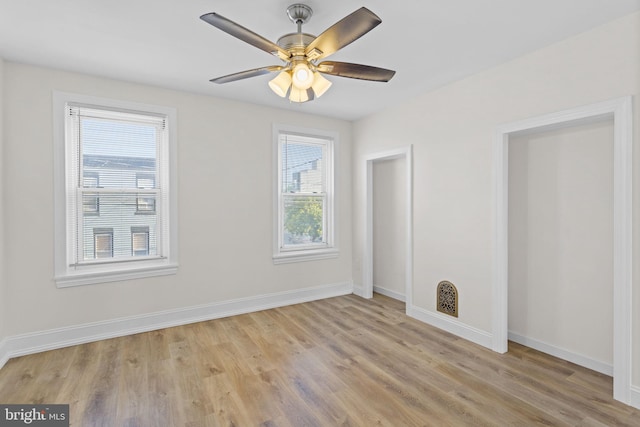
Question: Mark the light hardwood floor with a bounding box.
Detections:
[0,293,638,426]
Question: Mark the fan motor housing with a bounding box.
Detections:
[276,33,315,52]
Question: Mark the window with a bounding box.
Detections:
[54,92,178,287]
[83,172,100,215]
[273,124,338,263]
[136,173,156,213]
[131,227,150,256]
[94,228,113,259]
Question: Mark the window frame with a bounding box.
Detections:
[272,124,339,264]
[53,91,178,287]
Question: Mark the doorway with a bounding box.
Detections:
[493,96,633,405]
[372,156,408,303]
[507,118,614,376]
[362,146,413,312]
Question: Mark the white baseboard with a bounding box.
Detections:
[373,285,405,302]
[508,332,613,376]
[630,385,640,410]
[352,283,366,298]
[407,304,493,349]
[0,281,353,369]
[0,340,10,370]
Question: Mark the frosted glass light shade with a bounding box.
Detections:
[289,86,310,103]
[268,71,292,97]
[291,63,314,90]
[311,72,332,98]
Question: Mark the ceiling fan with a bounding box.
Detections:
[200,4,396,103]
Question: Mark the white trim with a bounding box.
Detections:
[0,281,353,369]
[363,146,413,310]
[272,248,339,264]
[0,340,10,369]
[53,91,179,287]
[55,263,178,287]
[352,283,365,298]
[408,305,493,349]
[630,386,640,409]
[508,332,613,376]
[492,130,510,354]
[373,285,406,302]
[272,123,339,264]
[493,96,633,406]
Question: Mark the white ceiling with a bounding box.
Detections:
[1,0,639,121]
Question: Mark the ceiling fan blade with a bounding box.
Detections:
[210,66,283,84]
[316,61,396,82]
[304,7,381,60]
[201,13,290,61]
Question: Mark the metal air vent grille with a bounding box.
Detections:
[437,280,458,317]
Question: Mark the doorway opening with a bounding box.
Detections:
[508,118,614,376]
[362,146,413,314]
[372,156,408,306]
[493,97,633,405]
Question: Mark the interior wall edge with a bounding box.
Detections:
[372,285,406,302]
[352,283,365,298]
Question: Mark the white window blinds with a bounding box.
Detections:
[279,133,330,249]
[66,104,167,266]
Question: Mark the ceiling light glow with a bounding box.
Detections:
[311,72,332,98]
[268,71,292,97]
[289,86,310,103]
[291,63,314,89]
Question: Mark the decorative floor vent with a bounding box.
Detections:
[437,280,458,317]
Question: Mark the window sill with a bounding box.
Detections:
[273,248,339,265]
[55,262,178,288]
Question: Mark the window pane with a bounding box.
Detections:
[81,117,157,190]
[281,141,324,193]
[83,172,99,188]
[283,196,325,245]
[82,193,157,261]
[136,173,155,189]
[82,172,100,214]
[83,192,99,214]
[73,107,162,265]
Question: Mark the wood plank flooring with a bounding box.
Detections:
[0,293,638,426]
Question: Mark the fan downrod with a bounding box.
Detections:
[278,4,315,51]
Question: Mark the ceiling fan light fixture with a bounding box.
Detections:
[202,6,396,103]
[291,63,314,89]
[268,70,292,97]
[289,86,310,103]
[311,72,332,98]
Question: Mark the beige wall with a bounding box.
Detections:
[373,157,406,298]
[2,62,352,336]
[352,12,639,385]
[508,120,614,366]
